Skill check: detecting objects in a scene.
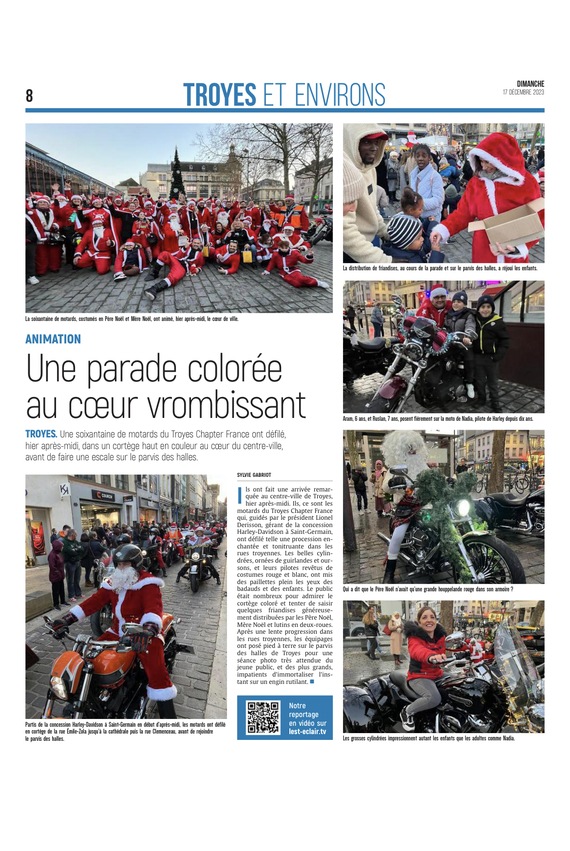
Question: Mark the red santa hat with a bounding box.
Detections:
[469,132,526,185]
[35,195,52,205]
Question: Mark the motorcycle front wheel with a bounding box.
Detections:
[190,575,199,593]
[463,535,526,584]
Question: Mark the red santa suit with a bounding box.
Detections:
[265,247,318,288]
[162,214,188,253]
[432,132,544,263]
[26,202,63,275]
[215,245,241,275]
[74,221,115,274]
[69,572,176,701]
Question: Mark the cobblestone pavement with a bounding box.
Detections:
[25,549,227,719]
[343,205,544,266]
[344,368,544,415]
[343,490,544,585]
[343,640,406,685]
[26,243,332,314]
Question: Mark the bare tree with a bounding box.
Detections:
[488,431,506,493]
[294,124,333,215]
[196,123,332,200]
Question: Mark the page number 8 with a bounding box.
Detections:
[26,89,33,102]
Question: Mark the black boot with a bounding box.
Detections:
[144,280,168,301]
[156,699,177,719]
[144,261,160,282]
[383,558,397,584]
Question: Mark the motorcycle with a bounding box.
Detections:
[179,539,217,593]
[89,547,164,636]
[42,616,178,719]
[343,326,401,387]
[343,623,544,734]
[365,295,470,413]
[378,465,526,584]
[306,214,332,246]
[474,487,545,537]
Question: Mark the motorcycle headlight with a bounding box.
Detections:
[50,676,68,701]
[455,499,471,517]
[191,552,200,562]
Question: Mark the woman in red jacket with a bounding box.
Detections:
[401,606,447,731]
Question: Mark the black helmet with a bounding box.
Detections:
[116,533,132,545]
[149,526,160,535]
[113,544,143,570]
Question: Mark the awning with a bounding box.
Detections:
[482,286,506,297]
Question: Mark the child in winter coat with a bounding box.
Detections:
[472,294,510,412]
[444,291,477,399]
[382,214,445,263]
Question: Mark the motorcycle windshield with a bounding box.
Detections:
[493,622,542,712]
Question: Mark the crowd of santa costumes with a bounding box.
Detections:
[25,187,330,300]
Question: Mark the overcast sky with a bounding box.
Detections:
[26,124,220,186]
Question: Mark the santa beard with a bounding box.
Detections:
[109,565,139,592]
[382,430,429,482]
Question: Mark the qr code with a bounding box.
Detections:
[246,700,281,735]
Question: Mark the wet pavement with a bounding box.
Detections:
[343,367,545,415]
[343,489,544,585]
[26,243,332,315]
[25,550,227,719]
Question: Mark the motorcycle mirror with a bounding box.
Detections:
[445,631,465,648]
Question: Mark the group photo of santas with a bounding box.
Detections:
[25,473,227,721]
[342,122,544,266]
[25,123,333,315]
[342,598,544,734]
[343,429,545,586]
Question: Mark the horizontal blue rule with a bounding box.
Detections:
[237,695,333,740]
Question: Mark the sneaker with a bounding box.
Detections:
[466,384,475,399]
[68,597,77,603]
[114,272,127,281]
[27,276,40,285]
[400,707,415,732]
[317,280,330,289]
[53,605,61,611]
[85,580,94,587]
[364,509,371,513]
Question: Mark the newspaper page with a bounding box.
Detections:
[8,14,562,847]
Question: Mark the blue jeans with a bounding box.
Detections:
[65,562,82,598]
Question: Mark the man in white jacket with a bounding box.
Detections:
[343,124,393,264]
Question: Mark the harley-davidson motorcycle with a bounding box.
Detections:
[306,213,332,246]
[343,326,401,387]
[178,538,218,592]
[378,466,526,584]
[343,623,544,734]
[42,616,178,719]
[474,487,545,537]
[365,296,470,413]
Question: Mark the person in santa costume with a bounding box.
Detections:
[161,210,188,253]
[26,196,63,277]
[215,239,241,275]
[262,240,329,289]
[73,216,115,274]
[430,132,544,263]
[143,235,204,300]
[113,237,147,280]
[51,544,177,718]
